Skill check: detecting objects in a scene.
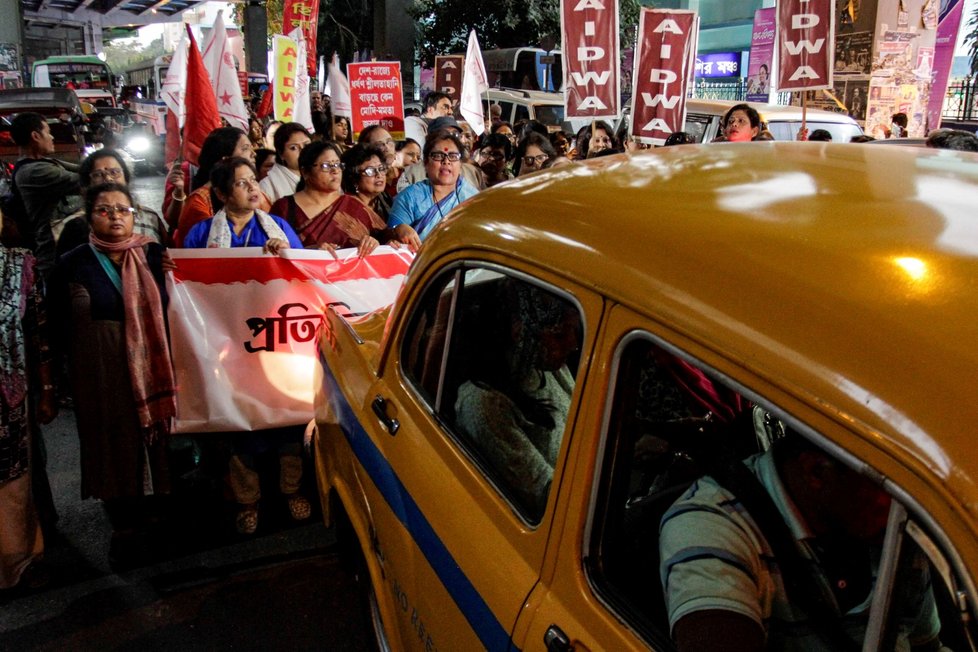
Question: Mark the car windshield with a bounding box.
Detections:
[766,121,864,143]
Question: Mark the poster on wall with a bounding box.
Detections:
[926,0,967,129]
[746,8,775,103]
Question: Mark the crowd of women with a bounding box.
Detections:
[0,95,814,592]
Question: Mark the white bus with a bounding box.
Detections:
[124,54,171,137]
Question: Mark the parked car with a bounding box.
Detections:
[313,143,978,651]
[0,87,89,166]
[485,87,570,133]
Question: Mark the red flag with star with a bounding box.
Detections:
[182,25,221,166]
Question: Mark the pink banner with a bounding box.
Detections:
[927,0,966,130]
[167,247,413,433]
[746,8,776,103]
[776,0,834,91]
[347,62,406,140]
[561,0,620,119]
[630,9,699,145]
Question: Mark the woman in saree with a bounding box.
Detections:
[387,130,479,251]
[1,219,56,589]
[181,158,308,535]
[54,182,176,543]
[269,141,388,258]
[341,143,392,222]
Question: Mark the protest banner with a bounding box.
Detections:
[273,34,299,121]
[746,8,776,102]
[630,9,698,145]
[561,0,620,119]
[167,247,413,433]
[283,0,320,76]
[776,0,834,92]
[435,55,465,106]
[347,62,405,139]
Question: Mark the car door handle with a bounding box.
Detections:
[371,395,400,435]
[544,625,571,652]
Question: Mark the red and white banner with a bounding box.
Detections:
[561,0,620,119]
[434,55,465,107]
[630,9,698,145]
[167,247,413,433]
[347,62,405,140]
[282,0,320,76]
[776,0,834,91]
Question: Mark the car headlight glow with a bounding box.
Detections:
[127,136,150,153]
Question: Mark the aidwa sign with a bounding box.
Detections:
[434,55,464,106]
[776,0,834,91]
[561,0,620,119]
[630,9,699,145]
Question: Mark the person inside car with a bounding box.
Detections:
[722,104,762,142]
[454,281,580,517]
[659,429,942,652]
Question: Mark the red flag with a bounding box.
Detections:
[256,85,273,120]
[164,109,181,167]
[182,25,221,166]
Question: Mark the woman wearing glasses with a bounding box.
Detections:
[268,142,388,259]
[514,132,557,177]
[388,130,479,250]
[341,143,393,223]
[53,182,176,547]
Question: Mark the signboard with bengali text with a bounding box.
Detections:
[347,62,405,140]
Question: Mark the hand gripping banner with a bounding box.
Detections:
[167,247,413,433]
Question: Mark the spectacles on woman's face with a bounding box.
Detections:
[428,151,462,163]
[93,204,136,219]
[232,176,260,190]
[90,167,124,183]
[522,154,549,167]
[359,164,389,177]
[317,161,344,173]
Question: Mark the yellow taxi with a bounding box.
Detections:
[313,143,978,651]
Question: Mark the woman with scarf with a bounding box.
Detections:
[53,183,176,541]
[1,226,56,589]
[269,141,387,259]
[182,158,309,535]
[258,122,311,204]
[387,130,479,251]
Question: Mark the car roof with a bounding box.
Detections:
[427,143,978,498]
[0,88,81,109]
[488,87,562,104]
[686,98,859,125]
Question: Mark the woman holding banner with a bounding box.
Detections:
[387,131,479,251]
[182,157,309,535]
[173,127,272,247]
[53,182,176,549]
[269,142,388,259]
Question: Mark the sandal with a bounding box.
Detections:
[235,504,259,535]
[286,493,311,521]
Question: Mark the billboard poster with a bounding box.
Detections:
[560,0,620,119]
[746,8,776,103]
[927,0,966,129]
[775,0,834,92]
[630,9,699,145]
[347,62,405,140]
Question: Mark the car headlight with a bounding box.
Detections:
[127,136,150,153]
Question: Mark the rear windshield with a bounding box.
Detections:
[766,120,863,143]
[533,104,565,127]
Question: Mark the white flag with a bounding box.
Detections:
[327,53,352,118]
[287,28,314,131]
[461,30,489,136]
[201,12,249,130]
[160,31,189,126]
[318,56,326,94]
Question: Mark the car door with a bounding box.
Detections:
[360,258,601,650]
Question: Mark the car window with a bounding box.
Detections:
[766,120,862,143]
[683,113,713,143]
[588,334,976,651]
[514,104,530,123]
[400,264,583,523]
[533,104,564,127]
[497,101,514,124]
